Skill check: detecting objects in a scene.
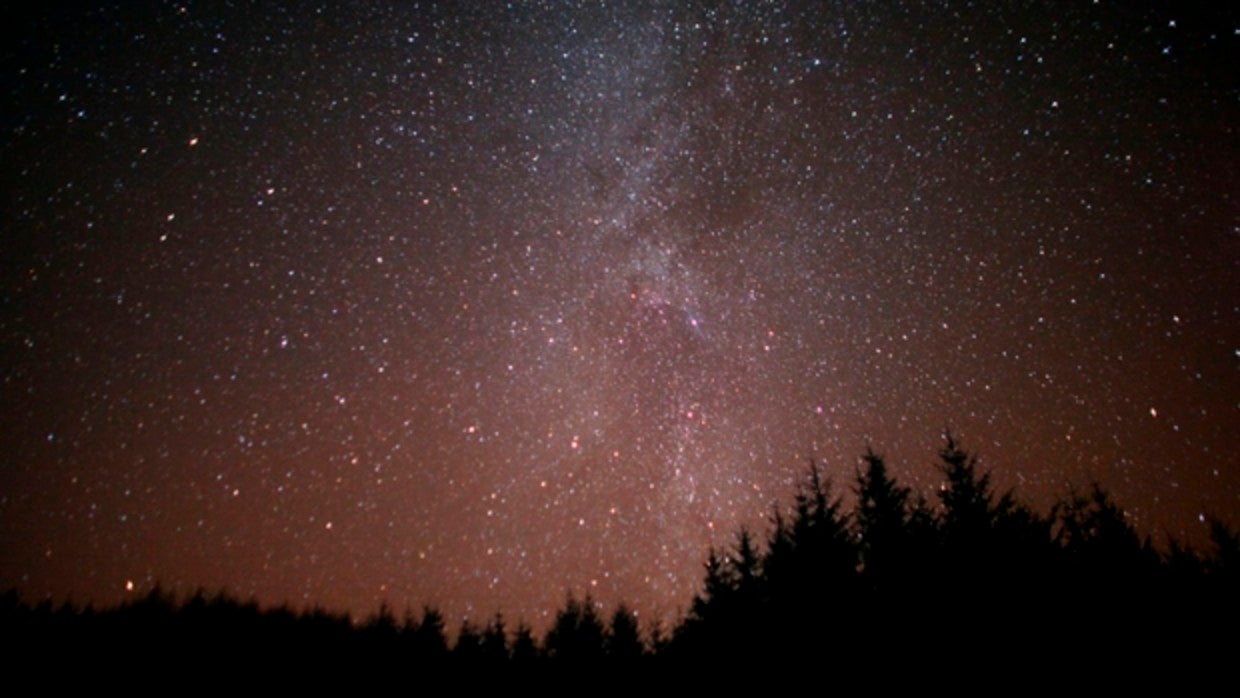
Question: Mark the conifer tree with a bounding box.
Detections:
[688,548,735,625]
[481,613,509,662]
[854,447,912,584]
[605,603,644,661]
[544,593,605,662]
[412,606,448,659]
[936,431,1013,540]
[454,619,484,661]
[510,621,539,664]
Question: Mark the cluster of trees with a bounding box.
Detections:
[670,434,1238,669]
[4,434,1236,675]
[1,586,652,672]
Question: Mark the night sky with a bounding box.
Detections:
[3,2,1237,630]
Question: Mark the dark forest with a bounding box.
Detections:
[7,435,1236,682]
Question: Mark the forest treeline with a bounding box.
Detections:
[5,435,1237,676]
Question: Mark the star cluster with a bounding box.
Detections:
[2,2,1237,628]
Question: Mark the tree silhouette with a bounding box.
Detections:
[453,618,484,663]
[605,603,644,662]
[481,613,510,663]
[673,461,862,661]
[411,606,448,660]
[766,461,857,607]
[854,447,912,583]
[4,433,1237,678]
[1054,484,1158,606]
[543,593,605,663]
[511,620,539,665]
[936,431,1014,539]
[1207,517,1240,580]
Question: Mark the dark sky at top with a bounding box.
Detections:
[2,1,1237,629]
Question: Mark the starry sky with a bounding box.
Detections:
[2,1,1237,629]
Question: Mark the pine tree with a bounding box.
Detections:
[789,461,857,585]
[854,447,912,584]
[688,548,735,625]
[1054,483,1152,580]
[760,461,858,657]
[936,431,1012,541]
[544,593,605,662]
[481,613,509,662]
[605,603,644,661]
[454,619,483,662]
[510,621,539,665]
[412,606,448,659]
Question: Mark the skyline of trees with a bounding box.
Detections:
[5,433,1236,672]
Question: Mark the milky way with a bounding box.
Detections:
[3,2,1237,629]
